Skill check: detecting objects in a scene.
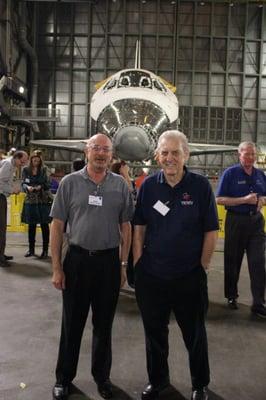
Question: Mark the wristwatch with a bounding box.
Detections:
[121,261,128,267]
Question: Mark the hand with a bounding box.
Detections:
[120,267,127,288]
[244,193,258,205]
[52,269,66,290]
[257,196,265,211]
[27,186,34,192]
[201,261,210,273]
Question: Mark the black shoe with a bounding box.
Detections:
[251,304,266,318]
[97,380,113,399]
[141,381,170,400]
[25,250,35,257]
[52,384,68,400]
[4,255,13,261]
[228,298,238,310]
[39,250,48,259]
[191,387,209,400]
[0,259,11,268]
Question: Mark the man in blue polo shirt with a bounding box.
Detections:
[216,141,266,317]
[133,130,218,400]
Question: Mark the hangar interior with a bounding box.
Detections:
[1,2,266,400]
[1,0,266,173]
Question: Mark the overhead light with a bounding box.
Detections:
[200,1,205,6]
[19,86,25,94]
[229,2,234,6]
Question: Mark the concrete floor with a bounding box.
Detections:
[0,233,265,400]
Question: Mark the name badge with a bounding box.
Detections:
[25,178,30,183]
[153,200,170,216]
[88,195,103,206]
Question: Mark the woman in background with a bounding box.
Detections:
[21,152,52,259]
[110,160,137,200]
[110,160,136,288]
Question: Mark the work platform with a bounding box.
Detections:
[0,233,265,400]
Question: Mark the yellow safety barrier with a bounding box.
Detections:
[7,193,27,232]
[217,204,226,238]
[7,193,45,233]
[6,194,266,237]
[217,204,266,238]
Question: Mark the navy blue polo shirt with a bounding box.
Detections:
[133,168,219,279]
[216,164,266,214]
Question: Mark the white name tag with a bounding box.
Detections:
[153,200,170,216]
[25,178,30,183]
[88,195,103,206]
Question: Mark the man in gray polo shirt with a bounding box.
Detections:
[51,133,134,400]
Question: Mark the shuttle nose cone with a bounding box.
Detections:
[113,125,153,161]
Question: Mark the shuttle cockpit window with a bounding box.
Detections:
[140,76,152,88]
[103,79,117,91]
[118,75,130,87]
[153,79,166,92]
[121,70,152,88]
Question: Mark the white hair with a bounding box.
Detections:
[238,141,256,152]
[155,130,189,155]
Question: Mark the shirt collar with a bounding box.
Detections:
[157,166,188,186]
[239,163,255,177]
[80,166,111,183]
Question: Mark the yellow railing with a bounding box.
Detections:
[6,194,266,237]
[7,193,27,232]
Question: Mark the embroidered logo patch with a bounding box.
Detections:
[181,192,193,205]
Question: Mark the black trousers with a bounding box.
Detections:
[0,194,7,260]
[135,265,210,390]
[224,212,266,306]
[55,246,120,385]
[28,223,50,250]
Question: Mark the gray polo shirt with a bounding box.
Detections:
[50,167,134,250]
[0,157,15,197]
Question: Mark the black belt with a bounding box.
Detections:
[69,244,118,257]
[227,210,258,217]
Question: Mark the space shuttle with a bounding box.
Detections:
[31,41,237,160]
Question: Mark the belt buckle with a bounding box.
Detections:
[88,250,98,256]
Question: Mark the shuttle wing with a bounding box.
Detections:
[30,139,237,157]
[30,139,87,153]
[189,143,237,156]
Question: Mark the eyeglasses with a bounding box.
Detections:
[89,145,112,153]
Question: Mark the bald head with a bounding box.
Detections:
[85,133,113,173]
[86,133,112,151]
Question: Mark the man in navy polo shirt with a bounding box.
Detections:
[133,130,218,400]
[216,141,266,317]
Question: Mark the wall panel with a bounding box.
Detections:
[34,0,266,168]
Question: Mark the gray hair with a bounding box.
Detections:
[155,130,189,155]
[238,141,256,152]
